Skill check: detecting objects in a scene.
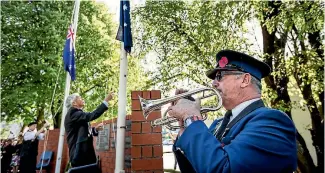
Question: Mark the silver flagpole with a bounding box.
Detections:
[54,0,80,172]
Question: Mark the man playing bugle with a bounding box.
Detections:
[168,50,297,173]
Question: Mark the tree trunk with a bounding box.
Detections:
[319,91,324,119]
[291,24,324,172]
[294,60,324,172]
[54,111,61,129]
[308,31,323,59]
[260,2,316,172]
[296,123,316,173]
[52,99,62,128]
[308,31,324,120]
[36,105,45,130]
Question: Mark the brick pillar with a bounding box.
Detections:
[131,90,163,173]
[37,129,69,173]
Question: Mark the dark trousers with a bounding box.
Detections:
[1,156,12,173]
[174,153,178,170]
[19,155,37,173]
[70,163,100,173]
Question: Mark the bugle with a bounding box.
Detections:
[138,87,223,130]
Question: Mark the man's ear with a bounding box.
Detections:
[240,73,251,88]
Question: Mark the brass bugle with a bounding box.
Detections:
[138,87,223,130]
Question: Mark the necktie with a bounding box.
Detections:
[215,110,232,140]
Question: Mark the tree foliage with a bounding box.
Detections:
[254,1,324,172]
[1,1,147,128]
[133,1,253,93]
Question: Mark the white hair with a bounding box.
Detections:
[250,76,262,94]
[235,72,262,94]
[65,93,80,109]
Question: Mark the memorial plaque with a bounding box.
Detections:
[111,136,131,148]
[96,124,110,151]
[113,120,132,131]
[125,136,131,148]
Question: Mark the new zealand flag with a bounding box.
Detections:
[63,24,76,81]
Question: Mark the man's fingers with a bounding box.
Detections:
[175,88,188,95]
[167,106,181,119]
[176,98,192,104]
[106,92,115,100]
[178,118,184,126]
[195,98,201,108]
[166,106,174,117]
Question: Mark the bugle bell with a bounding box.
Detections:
[138,87,223,130]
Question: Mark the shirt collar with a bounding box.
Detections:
[230,98,261,122]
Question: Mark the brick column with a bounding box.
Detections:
[131,90,164,173]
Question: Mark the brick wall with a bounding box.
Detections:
[94,90,163,173]
[130,90,164,173]
[37,129,69,173]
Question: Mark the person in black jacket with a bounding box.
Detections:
[64,92,113,169]
[19,121,49,173]
[11,134,23,173]
[1,139,15,173]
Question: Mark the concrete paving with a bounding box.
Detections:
[163,145,180,172]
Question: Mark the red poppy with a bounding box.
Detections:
[219,56,228,68]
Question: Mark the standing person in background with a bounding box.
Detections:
[1,139,15,173]
[64,92,114,171]
[19,121,49,173]
[11,133,23,173]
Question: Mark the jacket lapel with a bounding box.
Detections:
[220,99,265,139]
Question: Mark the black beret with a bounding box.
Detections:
[28,121,37,127]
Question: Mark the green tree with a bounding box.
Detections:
[133,1,251,93]
[255,1,324,172]
[1,1,148,128]
[1,1,75,128]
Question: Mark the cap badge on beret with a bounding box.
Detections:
[219,56,228,68]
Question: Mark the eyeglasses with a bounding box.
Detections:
[214,71,244,81]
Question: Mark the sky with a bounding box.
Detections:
[97,0,145,21]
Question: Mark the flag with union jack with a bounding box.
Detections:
[63,24,76,81]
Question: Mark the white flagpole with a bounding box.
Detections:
[114,42,128,173]
[55,0,80,173]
